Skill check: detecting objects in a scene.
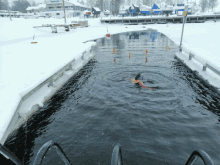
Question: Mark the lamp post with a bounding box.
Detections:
[179,5,188,52]
[5,0,12,21]
[62,0,66,24]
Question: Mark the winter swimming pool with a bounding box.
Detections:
[3,30,220,165]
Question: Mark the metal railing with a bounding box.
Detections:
[183,48,220,77]
[0,141,71,165]
[111,144,123,165]
[0,142,216,165]
[185,150,214,165]
[33,141,71,165]
[0,143,24,165]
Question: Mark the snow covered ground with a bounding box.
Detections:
[1,16,220,144]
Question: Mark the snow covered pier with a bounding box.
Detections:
[100,14,220,24]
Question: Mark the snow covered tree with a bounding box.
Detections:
[0,0,8,10]
[86,0,96,8]
[199,0,208,12]
[126,0,131,6]
[136,0,142,7]
[94,0,104,11]
[209,0,218,11]
[11,0,31,13]
[28,0,37,6]
[111,0,124,15]
[142,0,149,6]
[165,0,173,5]
[103,0,110,10]
[79,0,84,5]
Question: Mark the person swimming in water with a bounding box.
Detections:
[128,73,146,88]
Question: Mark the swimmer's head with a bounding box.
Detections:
[135,73,142,80]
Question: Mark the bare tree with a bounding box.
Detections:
[103,0,110,10]
[11,0,31,13]
[86,0,96,8]
[94,0,104,11]
[165,0,173,5]
[143,0,150,6]
[111,0,124,15]
[199,0,208,12]
[126,0,131,6]
[79,0,84,5]
[0,0,8,10]
[136,0,142,7]
[209,0,218,11]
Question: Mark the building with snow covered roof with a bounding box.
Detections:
[26,3,46,13]
[26,0,90,17]
[119,6,130,16]
[104,10,110,16]
[129,4,141,16]
[140,5,152,15]
[92,7,101,16]
[152,3,162,15]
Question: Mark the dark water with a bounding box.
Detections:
[3,30,220,165]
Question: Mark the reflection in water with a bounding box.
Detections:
[150,31,158,42]
[129,32,139,39]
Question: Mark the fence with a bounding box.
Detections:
[182,47,220,77]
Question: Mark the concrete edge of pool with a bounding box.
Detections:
[0,43,96,145]
[175,52,220,94]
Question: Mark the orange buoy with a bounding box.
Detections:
[113,59,116,62]
[106,33,111,37]
[113,48,115,54]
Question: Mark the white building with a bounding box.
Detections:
[26,0,91,18]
